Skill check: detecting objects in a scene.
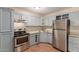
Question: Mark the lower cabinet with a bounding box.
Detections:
[0,32,13,52]
[40,32,48,42]
[29,32,52,46]
[35,33,40,44]
[47,33,53,44]
[29,33,40,46]
[69,36,79,52]
[40,32,53,44]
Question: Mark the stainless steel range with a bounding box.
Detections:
[14,31,30,52]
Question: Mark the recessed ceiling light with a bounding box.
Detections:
[33,7,40,9]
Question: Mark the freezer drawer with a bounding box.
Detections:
[53,30,67,51]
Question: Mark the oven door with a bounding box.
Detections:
[14,35,29,52]
[15,35,29,47]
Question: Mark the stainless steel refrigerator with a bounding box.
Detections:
[53,19,70,52]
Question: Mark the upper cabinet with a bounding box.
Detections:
[42,16,55,26]
[0,8,13,32]
[14,12,56,26]
[14,12,22,21]
[14,13,23,22]
[25,16,42,26]
[14,13,42,26]
[14,11,79,27]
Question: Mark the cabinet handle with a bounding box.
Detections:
[35,35,37,42]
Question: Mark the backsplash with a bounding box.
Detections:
[14,22,25,31]
[25,26,41,32]
[25,26,52,33]
[14,23,52,33]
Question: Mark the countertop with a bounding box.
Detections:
[27,31,40,34]
[27,30,52,34]
[26,29,79,37]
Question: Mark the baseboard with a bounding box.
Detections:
[38,42,53,45]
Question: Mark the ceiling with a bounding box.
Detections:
[14,7,70,15]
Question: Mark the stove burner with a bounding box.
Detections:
[14,31,29,37]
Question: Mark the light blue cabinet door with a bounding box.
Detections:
[29,34,36,46]
[26,16,42,26]
[0,32,13,52]
[26,16,35,26]
[47,33,52,44]
[0,8,12,32]
[40,32,53,43]
[40,32,48,42]
[29,33,40,46]
[36,33,40,43]
[48,16,55,26]
[43,16,55,26]
[14,12,22,23]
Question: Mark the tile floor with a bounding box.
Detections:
[25,43,60,52]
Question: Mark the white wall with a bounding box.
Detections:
[12,7,79,16]
[46,7,79,16]
[12,7,41,16]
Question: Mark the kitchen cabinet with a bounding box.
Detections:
[42,16,55,26]
[48,16,55,26]
[29,34,36,46]
[14,13,56,26]
[25,16,42,26]
[14,13,42,26]
[69,36,79,52]
[0,8,13,32]
[29,32,52,46]
[40,32,48,42]
[47,33,53,44]
[29,33,40,46]
[14,12,21,20]
[34,33,40,42]
[0,32,13,52]
[40,32,52,44]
